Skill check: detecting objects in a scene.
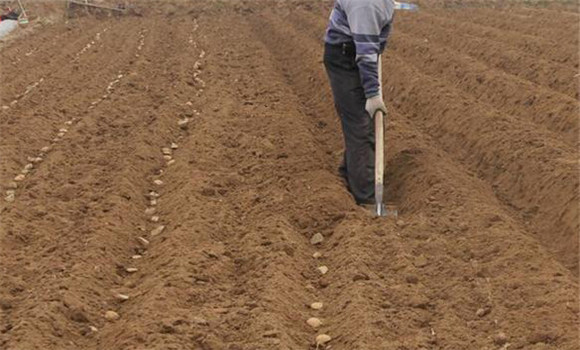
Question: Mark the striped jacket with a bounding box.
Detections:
[325,0,395,98]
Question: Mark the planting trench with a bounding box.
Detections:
[0,1,578,350]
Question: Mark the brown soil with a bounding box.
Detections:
[0,1,578,349]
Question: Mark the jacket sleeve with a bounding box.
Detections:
[345,3,391,98]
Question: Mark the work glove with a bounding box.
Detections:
[365,95,387,118]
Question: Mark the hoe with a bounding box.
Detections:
[374,55,397,218]
[17,0,29,24]
[374,0,418,217]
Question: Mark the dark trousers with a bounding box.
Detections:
[323,42,375,205]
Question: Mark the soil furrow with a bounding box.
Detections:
[414,9,578,68]
[95,12,324,349]
[0,16,160,350]
[1,2,578,350]
[389,31,578,144]
[0,19,110,102]
[246,12,405,347]
[430,7,579,45]
[382,53,579,272]
[85,15,255,349]
[248,7,579,349]
[0,18,144,189]
[269,4,579,273]
[513,5,580,17]
[394,11,578,98]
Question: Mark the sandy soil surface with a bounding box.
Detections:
[0,1,578,349]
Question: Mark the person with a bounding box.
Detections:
[323,0,394,206]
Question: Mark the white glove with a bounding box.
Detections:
[365,95,387,118]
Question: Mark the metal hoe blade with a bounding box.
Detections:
[375,186,385,217]
[375,202,386,217]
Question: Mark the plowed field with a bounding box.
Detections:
[1,1,578,349]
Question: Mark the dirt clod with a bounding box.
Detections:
[151,225,166,236]
[5,192,15,202]
[310,233,324,245]
[178,118,190,129]
[137,237,150,246]
[104,311,120,321]
[316,334,332,346]
[310,302,323,310]
[193,316,209,325]
[306,317,322,329]
[476,307,491,317]
[116,293,130,301]
[263,330,279,338]
[493,332,508,346]
[413,255,429,268]
[406,275,419,284]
